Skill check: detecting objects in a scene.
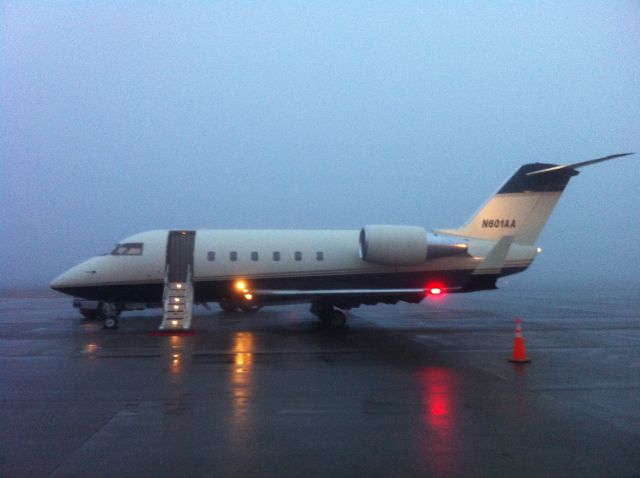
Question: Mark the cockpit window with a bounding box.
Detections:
[110,243,144,256]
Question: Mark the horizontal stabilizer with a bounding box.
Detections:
[526,153,634,176]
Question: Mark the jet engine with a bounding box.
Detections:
[359,225,428,266]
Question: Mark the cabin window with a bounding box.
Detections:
[251,251,259,261]
[207,251,215,261]
[316,251,324,261]
[273,251,280,261]
[230,251,237,261]
[294,251,302,261]
[111,243,144,256]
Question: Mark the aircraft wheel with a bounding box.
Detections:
[240,304,261,313]
[97,301,120,320]
[330,309,347,329]
[103,316,119,330]
[312,303,347,329]
[219,298,238,313]
[311,302,332,321]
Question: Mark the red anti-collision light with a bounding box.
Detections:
[425,284,446,299]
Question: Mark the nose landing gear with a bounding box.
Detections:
[97,302,121,329]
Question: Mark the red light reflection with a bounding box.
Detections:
[429,394,448,417]
[420,367,460,475]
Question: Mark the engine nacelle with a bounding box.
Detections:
[359,225,428,266]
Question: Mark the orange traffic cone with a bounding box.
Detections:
[509,318,531,363]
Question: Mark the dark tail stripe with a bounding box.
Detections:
[498,162,578,194]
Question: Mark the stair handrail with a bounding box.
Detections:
[162,264,170,305]
[186,264,193,317]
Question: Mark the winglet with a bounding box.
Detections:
[526,153,634,176]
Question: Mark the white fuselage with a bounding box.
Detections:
[50,228,537,306]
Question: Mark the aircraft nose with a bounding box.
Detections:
[50,276,60,290]
[50,260,97,292]
[50,268,76,291]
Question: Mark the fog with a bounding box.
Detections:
[2,2,639,289]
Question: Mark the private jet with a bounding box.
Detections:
[51,153,634,330]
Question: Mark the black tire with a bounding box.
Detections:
[239,304,261,313]
[97,302,120,320]
[219,298,238,313]
[103,316,118,329]
[330,309,347,329]
[311,302,332,322]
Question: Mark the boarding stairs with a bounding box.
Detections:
[159,265,194,331]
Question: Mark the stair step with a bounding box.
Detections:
[165,306,185,313]
[164,313,185,320]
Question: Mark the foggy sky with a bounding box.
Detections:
[2,2,639,288]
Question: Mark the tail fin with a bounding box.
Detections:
[436,153,634,245]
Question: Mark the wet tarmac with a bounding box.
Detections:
[1,286,639,477]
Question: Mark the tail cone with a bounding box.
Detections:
[509,318,531,363]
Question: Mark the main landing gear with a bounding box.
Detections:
[218,298,262,313]
[310,302,347,329]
